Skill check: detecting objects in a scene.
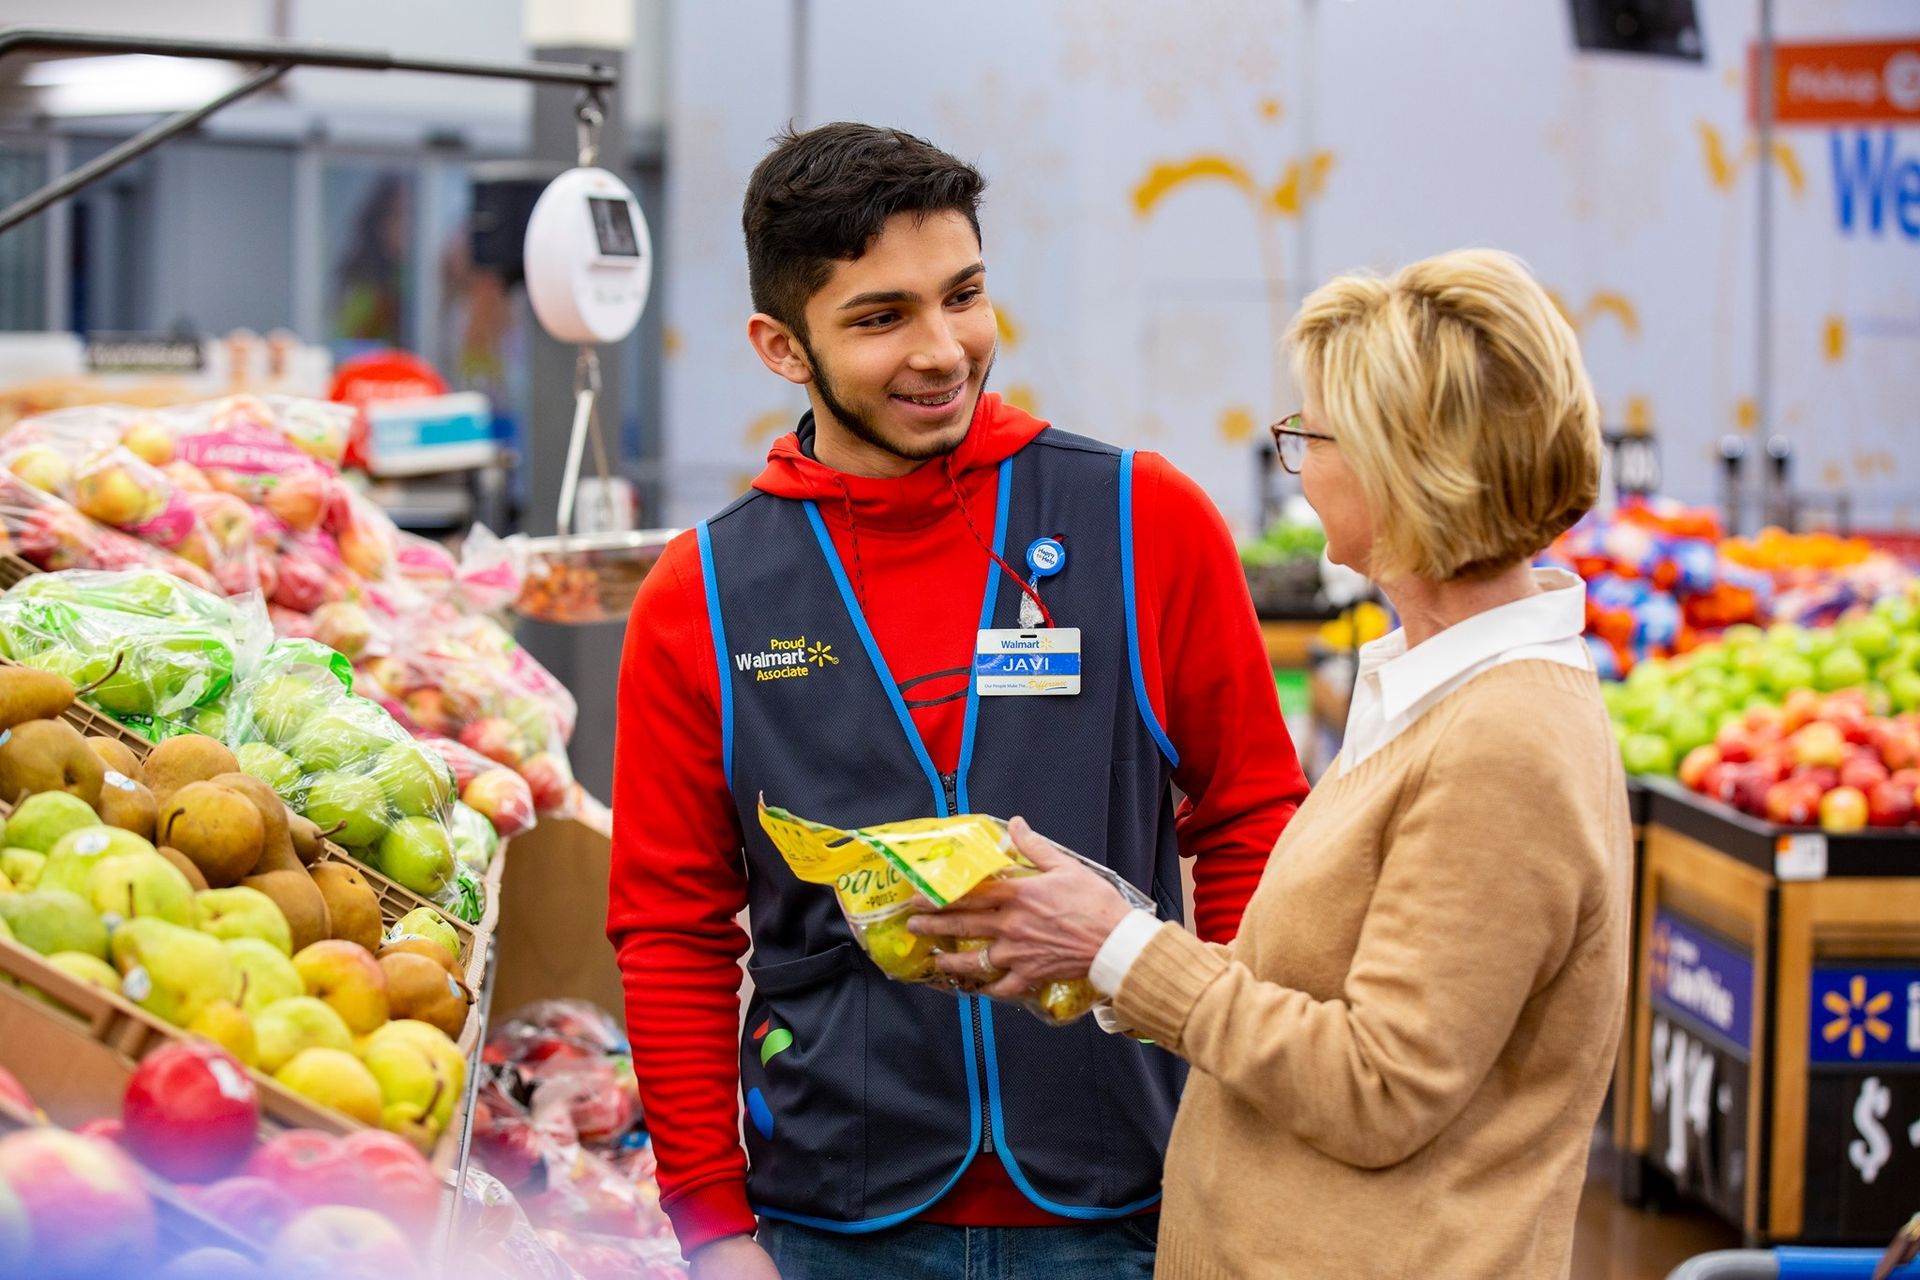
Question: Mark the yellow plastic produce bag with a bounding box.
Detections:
[757,798,1154,1025]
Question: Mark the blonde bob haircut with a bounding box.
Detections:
[1286,248,1601,583]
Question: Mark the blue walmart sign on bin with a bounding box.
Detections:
[1810,965,1920,1065]
[1649,908,1755,1055]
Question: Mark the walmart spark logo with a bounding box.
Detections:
[1823,975,1895,1060]
[807,641,839,668]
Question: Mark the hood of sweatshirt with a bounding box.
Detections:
[750,393,1048,534]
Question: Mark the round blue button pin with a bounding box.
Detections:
[1026,537,1065,578]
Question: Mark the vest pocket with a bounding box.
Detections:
[748,942,862,995]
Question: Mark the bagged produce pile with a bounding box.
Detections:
[757,800,1155,1025]
[467,1000,686,1278]
[0,396,586,821]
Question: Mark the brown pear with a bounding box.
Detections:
[379,951,473,1040]
[141,735,238,809]
[86,736,143,784]
[158,781,264,888]
[208,773,296,874]
[97,776,158,841]
[288,815,333,867]
[156,845,210,892]
[309,862,383,952]
[0,718,105,809]
[378,937,460,975]
[0,666,80,729]
[238,868,331,952]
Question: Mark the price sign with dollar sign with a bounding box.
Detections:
[1801,965,1920,1240]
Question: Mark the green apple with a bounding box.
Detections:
[236,742,302,797]
[222,937,304,1015]
[1763,653,1818,697]
[247,673,328,746]
[185,705,230,743]
[39,826,158,897]
[1620,732,1676,777]
[374,744,453,818]
[253,995,354,1073]
[109,917,239,1027]
[387,907,461,962]
[287,707,390,774]
[1889,670,1920,714]
[1847,617,1896,660]
[376,818,454,898]
[503,696,553,751]
[40,950,121,995]
[86,852,195,928]
[301,773,387,849]
[195,887,293,955]
[1817,648,1870,692]
[0,850,45,891]
[7,793,100,854]
[0,889,108,959]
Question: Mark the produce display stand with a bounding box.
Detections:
[1627,776,1920,1245]
[489,810,620,1021]
[1602,780,1654,1195]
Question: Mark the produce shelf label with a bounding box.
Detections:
[1649,908,1755,1056]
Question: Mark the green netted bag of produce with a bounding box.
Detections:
[756,799,1154,1025]
[230,639,466,914]
[0,569,269,737]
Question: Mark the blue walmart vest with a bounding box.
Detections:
[696,428,1186,1230]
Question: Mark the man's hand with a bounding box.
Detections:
[689,1234,781,1280]
[909,815,1133,1000]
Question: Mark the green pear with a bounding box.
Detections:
[195,887,292,955]
[39,826,157,897]
[301,773,387,848]
[376,818,454,897]
[7,793,100,854]
[188,999,256,1067]
[253,995,353,1073]
[236,742,302,797]
[0,850,43,890]
[374,744,454,818]
[41,951,121,995]
[222,938,304,1015]
[109,917,239,1027]
[362,1020,465,1152]
[86,852,195,928]
[0,889,108,959]
[287,708,389,774]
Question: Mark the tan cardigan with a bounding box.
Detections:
[1116,661,1630,1280]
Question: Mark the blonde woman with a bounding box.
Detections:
[914,249,1631,1279]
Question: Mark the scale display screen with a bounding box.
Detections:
[589,197,641,258]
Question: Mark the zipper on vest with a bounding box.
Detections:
[940,771,960,817]
[971,998,995,1153]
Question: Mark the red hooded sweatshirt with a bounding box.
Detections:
[608,394,1307,1254]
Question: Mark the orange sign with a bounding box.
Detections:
[1752,40,1920,126]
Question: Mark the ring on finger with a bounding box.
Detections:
[977,945,995,975]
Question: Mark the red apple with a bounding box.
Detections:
[339,1132,439,1235]
[1714,723,1757,764]
[519,752,572,812]
[266,1206,417,1280]
[1839,756,1891,794]
[1766,777,1824,827]
[1819,785,1870,832]
[271,556,331,613]
[1744,703,1788,736]
[1781,688,1822,731]
[464,768,536,837]
[1790,763,1841,793]
[0,1129,156,1277]
[1678,745,1721,791]
[1892,768,1920,793]
[122,1040,259,1182]
[1728,766,1772,817]
[243,1131,367,1208]
[403,689,454,737]
[191,1176,302,1246]
[1874,723,1920,771]
[459,717,527,769]
[1867,778,1916,827]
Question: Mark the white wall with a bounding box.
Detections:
[659,0,1920,532]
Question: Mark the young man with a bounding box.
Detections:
[609,123,1308,1280]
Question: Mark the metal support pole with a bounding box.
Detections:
[0,65,289,235]
[1755,0,1776,444]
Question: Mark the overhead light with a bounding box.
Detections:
[24,54,247,117]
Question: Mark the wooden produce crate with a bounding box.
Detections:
[0,551,42,591]
[0,936,470,1178]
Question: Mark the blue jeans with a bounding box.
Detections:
[758,1216,1159,1280]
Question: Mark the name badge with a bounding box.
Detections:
[975,628,1081,697]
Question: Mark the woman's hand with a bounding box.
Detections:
[909,816,1134,1000]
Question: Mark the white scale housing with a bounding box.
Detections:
[524,166,653,345]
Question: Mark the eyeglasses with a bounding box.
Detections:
[1269,413,1335,475]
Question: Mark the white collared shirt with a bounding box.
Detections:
[1338,568,1591,774]
[1088,567,1592,1000]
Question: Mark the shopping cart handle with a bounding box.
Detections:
[1777,1247,1920,1280]
[1669,1249,1920,1280]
